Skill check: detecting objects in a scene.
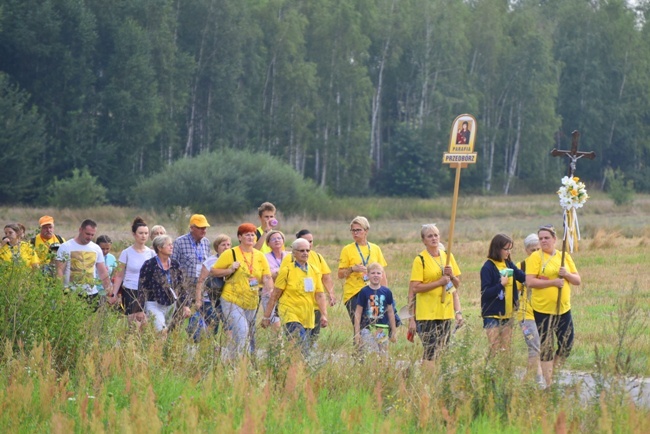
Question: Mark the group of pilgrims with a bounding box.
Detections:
[2,202,580,388]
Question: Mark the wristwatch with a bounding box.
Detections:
[455,310,462,316]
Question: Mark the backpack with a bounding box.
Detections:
[204,248,237,301]
[31,234,64,250]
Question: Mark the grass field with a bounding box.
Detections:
[1,193,649,432]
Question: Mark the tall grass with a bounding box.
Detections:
[1,199,650,431]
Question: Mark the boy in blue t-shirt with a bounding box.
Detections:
[354,262,397,355]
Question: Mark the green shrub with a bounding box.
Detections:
[131,149,330,216]
[0,264,111,372]
[604,167,635,206]
[47,167,108,208]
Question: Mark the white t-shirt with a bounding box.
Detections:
[201,255,219,302]
[56,239,105,295]
[119,246,156,290]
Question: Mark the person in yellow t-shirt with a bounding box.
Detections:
[212,223,273,358]
[480,234,526,356]
[517,233,545,388]
[338,216,388,328]
[254,202,277,254]
[262,238,328,355]
[407,224,462,365]
[1,223,39,270]
[525,224,581,387]
[31,215,65,268]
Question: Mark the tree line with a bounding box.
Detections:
[1,0,649,205]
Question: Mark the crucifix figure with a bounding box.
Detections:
[549,129,596,315]
[550,130,596,178]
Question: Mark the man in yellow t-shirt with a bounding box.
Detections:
[262,238,328,355]
[254,202,276,254]
[31,215,65,266]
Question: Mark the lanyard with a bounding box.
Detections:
[355,243,371,266]
[428,250,445,274]
[156,256,172,286]
[294,260,308,273]
[239,246,254,274]
[270,251,284,268]
[191,237,204,263]
[540,250,556,274]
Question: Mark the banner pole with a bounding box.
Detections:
[442,162,461,303]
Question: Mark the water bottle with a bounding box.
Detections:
[270,218,278,227]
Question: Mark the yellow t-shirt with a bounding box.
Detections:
[516,259,534,321]
[409,250,461,321]
[33,234,65,264]
[0,242,40,269]
[485,259,515,320]
[282,251,329,311]
[255,227,272,254]
[213,246,271,310]
[526,250,577,315]
[338,242,387,303]
[275,261,324,328]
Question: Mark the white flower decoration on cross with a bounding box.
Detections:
[557,176,589,252]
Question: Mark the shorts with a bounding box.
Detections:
[534,310,574,362]
[416,319,452,361]
[121,287,145,315]
[483,317,512,329]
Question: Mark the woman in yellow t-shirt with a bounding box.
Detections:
[525,224,581,387]
[407,224,462,365]
[211,223,273,358]
[1,223,39,270]
[338,216,387,327]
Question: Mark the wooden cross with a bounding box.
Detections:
[550,130,596,178]
[549,129,596,314]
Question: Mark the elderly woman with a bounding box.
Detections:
[517,233,545,388]
[407,224,463,365]
[294,229,337,344]
[480,234,526,355]
[262,229,287,329]
[1,223,39,269]
[338,216,388,328]
[262,238,328,355]
[138,235,190,334]
[149,225,167,241]
[192,234,232,340]
[212,223,273,358]
[525,224,581,387]
[110,217,155,329]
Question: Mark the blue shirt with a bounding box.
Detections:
[172,233,211,288]
[356,285,394,329]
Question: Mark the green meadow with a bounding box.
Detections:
[1,193,649,432]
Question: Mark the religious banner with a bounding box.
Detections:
[441,114,478,303]
[443,114,478,165]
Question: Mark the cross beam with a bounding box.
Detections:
[550,130,596,178]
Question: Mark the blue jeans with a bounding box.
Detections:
[284,322,310,356]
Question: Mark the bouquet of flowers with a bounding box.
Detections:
[557,176,589,209]
[557,176,588,252]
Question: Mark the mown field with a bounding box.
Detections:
[1,193,649,432]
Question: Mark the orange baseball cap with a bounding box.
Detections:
[39,216,54,227]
